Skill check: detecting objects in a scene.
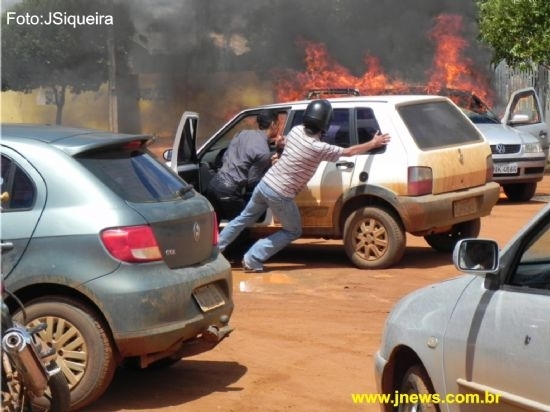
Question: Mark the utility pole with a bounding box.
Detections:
[107,3,118,133]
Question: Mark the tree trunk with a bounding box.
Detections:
[53,85,66,125]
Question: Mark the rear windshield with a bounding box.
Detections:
[77,148,191,203]
[398,101,483,150]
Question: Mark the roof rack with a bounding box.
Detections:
[306,88,360,99]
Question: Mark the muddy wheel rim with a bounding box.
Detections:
[29,316,87,390]
[352,217,388,261]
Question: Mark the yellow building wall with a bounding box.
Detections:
[1,72,276,144]
[1,85,111,130]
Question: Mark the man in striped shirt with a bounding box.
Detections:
[218,99,391,272]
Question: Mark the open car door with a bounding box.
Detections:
[503,87,549,156]
[169,111,201,191]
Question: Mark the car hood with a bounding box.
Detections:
[475,123,538,144]
[379,275,476,355]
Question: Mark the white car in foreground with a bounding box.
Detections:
[375,203,550,411]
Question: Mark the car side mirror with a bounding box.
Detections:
[453,239,499,273]
[163,149,173,161]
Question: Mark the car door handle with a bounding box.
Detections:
[336,161,354,169]
[1,242,14,251]
[539,130,547,139]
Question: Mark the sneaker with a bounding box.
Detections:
[242,260,264,273]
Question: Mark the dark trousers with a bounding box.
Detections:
[206,176,249,221]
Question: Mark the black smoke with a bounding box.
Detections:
[2,0,493,135]
[125,0,491,82]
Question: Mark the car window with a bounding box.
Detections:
[509,92,542,124]
[201,111,287,170]
[291,108,351,148]
[1,155,36,211]
[398,101,484,150]
[356,108,381,144]
[77,149,190,203]
[509,220,550,291]
[212,114,259,154]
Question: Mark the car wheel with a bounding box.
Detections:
[502,182,537,202]
[424,218,480,253]
[398,365,439,412]
[14,298,116,411]
[343,206,406,269]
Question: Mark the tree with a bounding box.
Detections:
[1,0,133,125]
[477,0,550,69]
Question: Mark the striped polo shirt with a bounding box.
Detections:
[262,125,344,198]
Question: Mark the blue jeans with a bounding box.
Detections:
[218,180,302,270]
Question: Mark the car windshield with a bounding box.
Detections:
[440,89,501,125]
[460,108,501,125]
[77,148,191,203]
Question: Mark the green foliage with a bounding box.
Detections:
[1,0,133,123]
[477,0,550,69]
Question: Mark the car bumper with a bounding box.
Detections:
[85,252,234,358]
[374,350,386,393]
[397,182,500,234]
[492,156,547,184]
[374,350,392,412]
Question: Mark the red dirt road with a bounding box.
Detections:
[87,176,550,412]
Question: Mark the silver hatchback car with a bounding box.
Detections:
[375,203,550,411]
[1,124,234,410]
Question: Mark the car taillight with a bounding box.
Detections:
[486,154,493,183]
[122,140,145,150]
[408,166,433,196]
[212,212,219,246]
[101,226,162,263]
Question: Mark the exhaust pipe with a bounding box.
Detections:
[202,324,233,342]
[2,325,50,397]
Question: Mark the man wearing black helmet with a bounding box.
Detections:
[218,99,391,272]
[206,109,281,221]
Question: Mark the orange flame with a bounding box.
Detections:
[274,14,493,105]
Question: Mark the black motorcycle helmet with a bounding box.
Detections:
[303,99,332,134]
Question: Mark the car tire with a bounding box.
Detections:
[14,298,116,411]
[343,206,406,269]
[398,365,438,412]
[502,182,537,202]
[424,218,480,253]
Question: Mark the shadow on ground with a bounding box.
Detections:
[225,239,453,272]
[85,360,247,411]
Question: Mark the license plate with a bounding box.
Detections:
[193,284,225,312]
[453,197,477,217]
[493,163,518,174]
